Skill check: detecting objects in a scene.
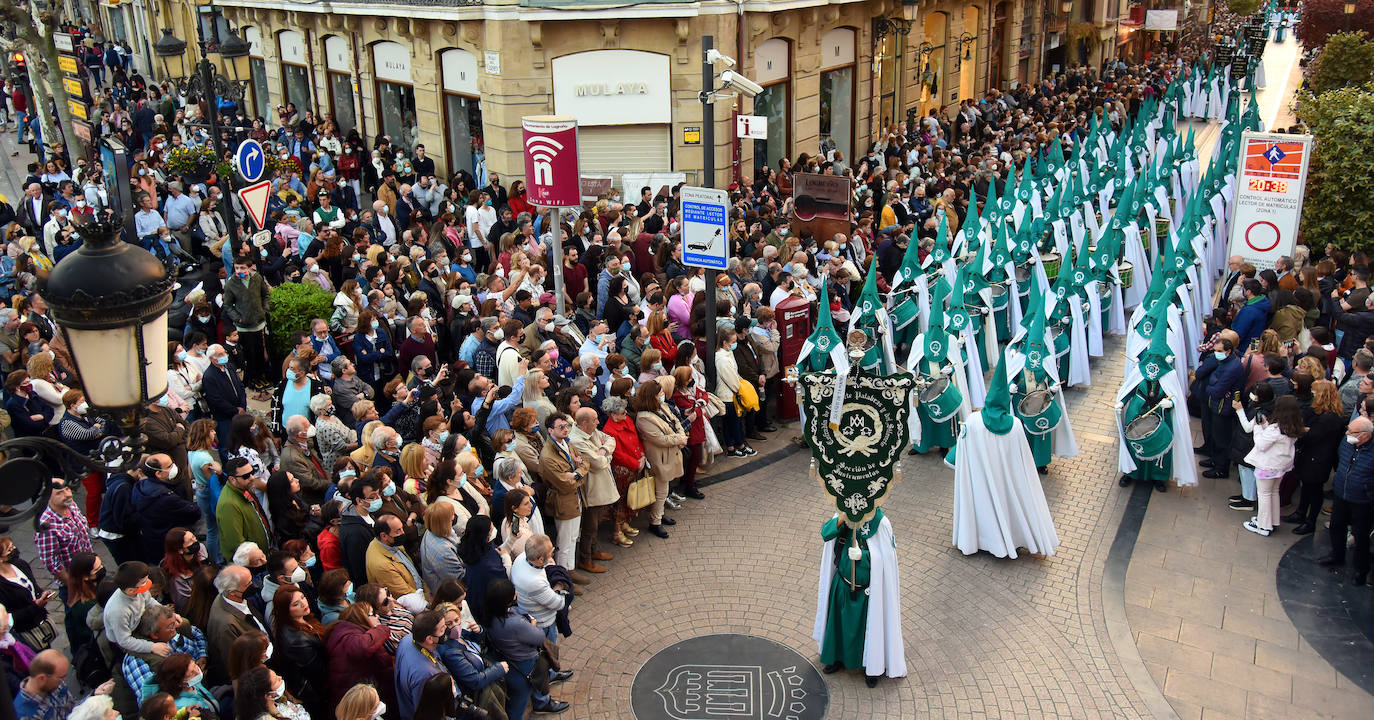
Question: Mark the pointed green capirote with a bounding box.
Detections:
[982,348,1016,436]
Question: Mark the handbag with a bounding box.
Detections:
[15,617,57,652]
[627,471,656,510]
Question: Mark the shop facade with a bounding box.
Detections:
[212,0,1018,191]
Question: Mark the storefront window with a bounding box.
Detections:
[377,81,418,152]
[329,72,355,135]
[109,9,128,42]
[819,67,853,162]
[444,93,483,180]
[283,64,311,113]
[753,82,788,178]
[250,58,269,120]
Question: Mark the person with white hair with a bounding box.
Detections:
[279,414,329,502]
[0,307,22,376]
[204,565,268,686]
[310,393,357,470]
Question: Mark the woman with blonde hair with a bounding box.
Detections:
[637,348,665,385]
[399,442,430,496]
[522,369,556,424]
[350,420,382,469]
[1289,380,1346,535]
[454,452,491,515]
[26,351,68,426]
[421,502,464,589]
[334,683,384,720]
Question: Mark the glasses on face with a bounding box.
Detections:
[233,472,254,480]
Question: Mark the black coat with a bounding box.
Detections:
[0,557,49,639]
[338,511,375,587]
[203,363,247,421]
[1295,410,1345,483]
[132,477,203,563]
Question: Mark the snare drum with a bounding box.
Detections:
[919,375,963,422]
[1125,412,1173,460]
[1015,263,1032,297]
[1117,260,1135,288]
[1015,389,1063,435]
[1041,252,1063,280]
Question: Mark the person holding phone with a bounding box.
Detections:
[0,535,57,650]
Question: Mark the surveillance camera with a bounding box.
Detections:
[720,70,763,98]
[705,49,736,67]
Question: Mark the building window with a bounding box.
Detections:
[282,64,312,113]
[752,38,790,179]
[376,81,418,152]
[819,68,853,162]
[250,58,269,120]
[329,72,355,135]
[443,93,483,181]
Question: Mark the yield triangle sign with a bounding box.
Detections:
[237,180,272,230]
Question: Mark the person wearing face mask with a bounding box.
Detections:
[272,358,325,434]
[1318,415,1374,584]
[118,602,209,703]
[278,415,330,504]
[366,513,428,614]
[339,476,387,587]
[1197,336,1245,480]
[132,454,203,564]
[159,527,207,614]
[202,343,248,452]
[222,258,272,390]
[236,665,310,720]
[0,533,58,654]
[147,651,220,716]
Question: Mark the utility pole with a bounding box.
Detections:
[702,34,717,388]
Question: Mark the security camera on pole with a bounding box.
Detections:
[699,38,761,386]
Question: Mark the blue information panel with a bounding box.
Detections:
[680,185,729,270]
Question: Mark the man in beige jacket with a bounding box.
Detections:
[570,407,620,574]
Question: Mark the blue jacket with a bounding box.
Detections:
[4,392,52,436]
[353,330,393,383]
[1203,352,1245,406]
[394,634,445,720]
[1332,437,1374,504]
[1231,297,1271,350]
[438,633,508,696]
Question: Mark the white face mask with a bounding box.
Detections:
[290,567,307,584]
[270,682,285,699]
[487,525,497,543]
[1347,434,1362,445]
[372,702,387,719]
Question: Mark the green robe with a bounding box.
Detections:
[1123,384,1172,486]
[819,512,878,669]
[912,359,959,453]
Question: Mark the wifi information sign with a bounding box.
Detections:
[521,116,581,207]
[680,185,730,271]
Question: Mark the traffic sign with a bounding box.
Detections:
[237,180,273,230]
[1227,131,1313,271]
[680,185,730,271]
[235,139,265,183]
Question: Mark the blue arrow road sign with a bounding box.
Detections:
[235,139,265,183]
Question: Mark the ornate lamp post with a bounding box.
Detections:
[0,214,172,529]
[153,0,247,251]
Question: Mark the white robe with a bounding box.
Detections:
[812,514,907,678]
[948,413,1060,558]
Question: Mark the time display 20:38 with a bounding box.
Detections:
[1247,178,1288,193]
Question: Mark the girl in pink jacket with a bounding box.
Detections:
[1237,395,1305,536]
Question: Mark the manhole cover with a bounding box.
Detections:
[630,633,829,720]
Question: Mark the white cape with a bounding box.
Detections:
[812,514,907,678]
[949,413,1060,558]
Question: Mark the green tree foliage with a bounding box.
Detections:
[1309,32,1374,94]
[1228,0,1261,16]
[267,282,333,356]
[1296,85,1374,249]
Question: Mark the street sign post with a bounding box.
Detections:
[1227,131,1313,271]
[521,116,581,207]
[680,185,730,271]
[237,180,273,230]
[235,139,265,183]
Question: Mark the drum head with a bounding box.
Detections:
[919,376,949,402]
[1126,413,1162,439]
[1018,390,1052,415]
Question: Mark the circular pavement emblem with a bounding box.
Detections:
[631,634,829,720]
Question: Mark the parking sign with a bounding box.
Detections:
[680,185,729,270]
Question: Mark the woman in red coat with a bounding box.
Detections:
[602,395,646,546]
[646,311,679,366]
[324,599,395,710]
[508,180,534,218]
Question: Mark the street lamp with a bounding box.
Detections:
[0,214,171,529]
[954,32,976,69]
[1346,0,1358,30]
